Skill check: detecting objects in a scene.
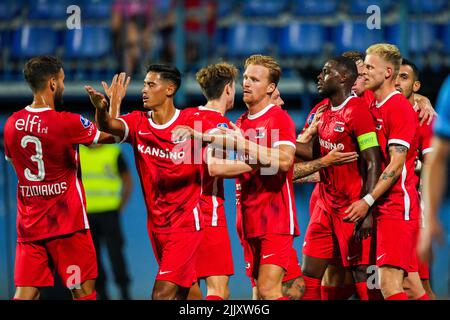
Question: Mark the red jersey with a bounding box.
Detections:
[369,91,420,220]
[316,96,377,214]
[361,89,376,106]
[236,104,299,238]
[3,107,99,242]
[118,108,202,233]
[187,106,231,227]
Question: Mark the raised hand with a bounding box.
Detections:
[102,72,131,118]
[85,85,108,111]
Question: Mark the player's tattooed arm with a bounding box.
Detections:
[293,148,358,182]
[282,277,305,300]
[344,143,407,223]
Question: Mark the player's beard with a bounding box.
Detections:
[54,85,64,108]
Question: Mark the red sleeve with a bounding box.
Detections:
[418,117,434,157]
[186,112,223,134]
[64,112,99,146]
[117,111,142,144]
[271,110,296,149]
[348,99,377,137]
[386,97,417,149]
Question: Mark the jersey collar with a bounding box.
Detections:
[376,91,401,108]
[331,95,354,112]
[25,106,52,112]
[247,104,275,120]
[199,105,222,114]
[148,108,180,129]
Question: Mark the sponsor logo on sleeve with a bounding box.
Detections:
[80,116,92,128]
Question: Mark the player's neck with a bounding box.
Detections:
[373,81,397,104]
[330,89,352,107]
[151,102,176,125]
[204,100,226,115]
[247,97,271,115]
[31,93,54,110]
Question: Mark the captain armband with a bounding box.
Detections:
[357,132,379,151]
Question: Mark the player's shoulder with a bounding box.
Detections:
[269,105,294,121]
[346,96,369,113]
[314,98,330,110]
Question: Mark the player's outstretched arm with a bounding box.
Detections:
[85,86,125,137]
[207,154,255,178]
[293,148,359,182]
[418,137,449,261]
[344,144,407,223]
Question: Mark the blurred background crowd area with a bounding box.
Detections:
[0,0,449,109]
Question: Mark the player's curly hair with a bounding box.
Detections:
[366,43,402,78]
[244,55,282,86]
[196,62,238,100]
[342,51,365,63]
[23,56,63,93]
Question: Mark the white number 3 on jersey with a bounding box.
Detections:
[21,135,45,181]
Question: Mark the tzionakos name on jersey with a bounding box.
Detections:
[19,182,68,197]
[138,144,185,160]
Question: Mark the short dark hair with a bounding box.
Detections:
[401,58,420,81]
[146,64,181,94]
[329,56,358,84]
[23,56,63,92]
[342,50,365,63]
[196,62,238,100]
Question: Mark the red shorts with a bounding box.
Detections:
[302,205,375,267]
[418,260,430,280]
[14,229,97,288]
[244,234,294,281]
[283,247,303,282]
[149,230,203,288]
[196,226,234,278]
[375,217,420,273]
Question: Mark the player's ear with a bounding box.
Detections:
[413,80,421,93]
[49,77,57,92]
[166,82,176,97]
[385,66,393,80]
[267,83,276,95]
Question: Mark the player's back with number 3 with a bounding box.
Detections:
[3,107,99,242]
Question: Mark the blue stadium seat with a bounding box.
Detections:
[11,26,57,58]
[409,0,448,14]
[0,0,23,20]
[441,23,450,54]
[241,0,288,17]
[349,0,395,15]
[279,23,326,56]
[292,0,338,16]
[64,25,111,59]
[225,23,272,57]
[333,21,383,54]
[218,0,235,17]
[386,22,437,54]
[79,0,112,19]
[28,0,71,20]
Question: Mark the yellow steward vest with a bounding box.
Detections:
[79,144,122,213]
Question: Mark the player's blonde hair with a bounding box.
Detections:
[366,43,402,78]
[244,55,282,86]
[196,62,238,100]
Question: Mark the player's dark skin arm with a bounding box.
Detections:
[344,144,408,222]
[354,146,382,241]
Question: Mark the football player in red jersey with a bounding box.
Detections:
[3,56,117,300]
[296,56,382,300]
[86,64,204,300]
[395,58,436,300]
[185,62,238,300]
[174,55,299,300]
[344,43,423,300]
